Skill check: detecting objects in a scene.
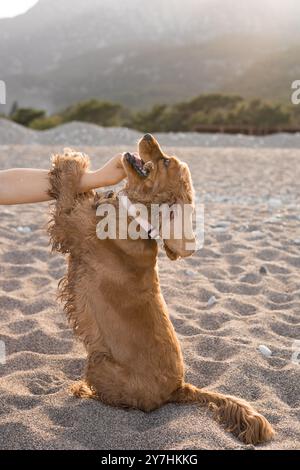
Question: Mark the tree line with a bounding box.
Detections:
[3,94,300,134]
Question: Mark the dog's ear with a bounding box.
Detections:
[162,210,196,260]
[163,240,180,260]
[162,162,196,261]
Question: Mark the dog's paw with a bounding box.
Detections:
[70,380,96,399]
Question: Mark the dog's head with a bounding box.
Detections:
[122,134,196,260]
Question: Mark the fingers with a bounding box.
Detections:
[115,153,126,170]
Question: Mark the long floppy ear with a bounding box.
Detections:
[163,162,196,260]
[163,240,180,260]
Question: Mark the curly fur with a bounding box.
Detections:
[48,140,274,445]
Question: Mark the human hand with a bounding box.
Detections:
[104,153,126,184]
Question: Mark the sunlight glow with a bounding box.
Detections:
[0,0,39,19]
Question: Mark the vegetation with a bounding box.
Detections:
[30,115,63,130]
[11,107,46,127]
[130,95,292,132]
[4,94,300,133]
[60,99,125,127]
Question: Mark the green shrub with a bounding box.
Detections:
[11,108,46,127]
[30,115,63,130]
[61,99,124,127]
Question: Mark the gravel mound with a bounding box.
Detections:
[0,118,37,144]
[1,118,300,148]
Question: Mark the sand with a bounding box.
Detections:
[0,144,299,450]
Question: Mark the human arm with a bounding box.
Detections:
[0,153,125,205]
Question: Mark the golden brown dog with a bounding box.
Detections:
[48,134,274,445]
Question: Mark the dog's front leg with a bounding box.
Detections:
[48,150,93,254]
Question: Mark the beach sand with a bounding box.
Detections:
[0,144,299,449]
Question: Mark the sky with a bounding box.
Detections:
[0,0,38,18]
[0,0,293,21]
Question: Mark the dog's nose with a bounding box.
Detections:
[143,133,153,142]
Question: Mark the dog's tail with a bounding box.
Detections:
[169,383,274,445]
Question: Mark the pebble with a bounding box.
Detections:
[249,230,264,240]
[211,221,230,233]
[17,226,32,234]
[268,198,282,209]
[258,345,272,357]
[266,215,282,223]
[184,269,195,277]
[207,296,217,307]
[238,224,249,232]
[259,266,268,275]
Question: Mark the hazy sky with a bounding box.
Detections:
[0,0,295,20]
[0,0,38,18]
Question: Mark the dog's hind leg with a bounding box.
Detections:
[70,380,97,399]
[77,352,163,411]
[69,352,129,404]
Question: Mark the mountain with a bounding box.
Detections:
[223,45,300,103]
[0,0,299,113]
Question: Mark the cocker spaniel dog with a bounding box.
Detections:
[48,134,274,445]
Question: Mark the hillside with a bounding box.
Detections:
[0,0,299,112]
[224,45,300,103]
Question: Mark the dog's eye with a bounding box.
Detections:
[163,158,170,168]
